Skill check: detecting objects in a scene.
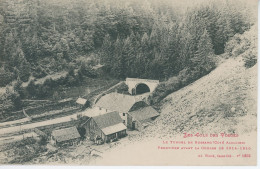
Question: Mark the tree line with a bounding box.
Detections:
[0,0,254,84]
[0,0,256,111]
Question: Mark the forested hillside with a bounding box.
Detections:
[0,0,256,111]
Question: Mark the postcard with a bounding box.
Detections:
[0,0,257,166]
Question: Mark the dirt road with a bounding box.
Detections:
[0,108,96,136]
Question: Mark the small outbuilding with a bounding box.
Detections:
[76,97,89,109]
[83,111,127,144]
[127,106,159,131]
[50,126,81,146]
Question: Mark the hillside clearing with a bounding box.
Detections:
[144,57,257,138]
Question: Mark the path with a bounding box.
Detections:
[0,118,30,127]
[92,81,123,104]
[0,108,97,136]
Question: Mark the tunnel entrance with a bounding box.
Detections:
[135,83,150,95]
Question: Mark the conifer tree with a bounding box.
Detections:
[191,29,215,75]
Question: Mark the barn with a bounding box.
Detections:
[83,111,127,144]
[50,126,81,146]
[127,106,159,131]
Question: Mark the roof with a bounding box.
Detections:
[51,126,81,142]
[92,111,123,129]
[129,101,149,112]
[102,123,126,135]
[128,106,159,122]
[81,107,111,117]
[76,98,87,105]
[95,93,136,113]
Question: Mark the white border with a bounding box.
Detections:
[0,1,259,169]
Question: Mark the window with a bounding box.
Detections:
[123,120,125,124]
[123,113,125,116]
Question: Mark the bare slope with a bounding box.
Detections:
[146,57,257,138]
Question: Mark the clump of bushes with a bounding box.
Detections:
[149,66,215,105]
[78,62,97,79]
[106,82,129,95]
[6,137,47,164]
[0,85,23,112]
[0,71,13,87]
[243,49,257,68]
[24,64,99,99]
[116,82,129,94]
[225,25,257,68]
[33,66,48,79]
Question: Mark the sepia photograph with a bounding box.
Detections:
[0,0,257,166]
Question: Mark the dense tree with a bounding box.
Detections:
[191,29,215,75]
[0,0,255,83]
[0,0,256,114]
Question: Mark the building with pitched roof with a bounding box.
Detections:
[83,111,127,144]
[95,93,137,125]
[50,126,81,146]
[127,105,159,131]
[80,106,112,118]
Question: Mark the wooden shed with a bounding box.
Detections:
[76,97,89,109]
[50,126,81,146]
[83,111,127,144]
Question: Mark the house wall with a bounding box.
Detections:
[105,129,126,143]
[119,112,127,126]
[51,137,80,147]
[56,138,80,147]
[84,118,127,144]
[84,118,105,141]
[140,118,153,123]
[95,107,126,125]
[118,130,126,138]
[127,113,133,129]
[127,114,158,131]
[126,113,143,131]
[135,121,143,131]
